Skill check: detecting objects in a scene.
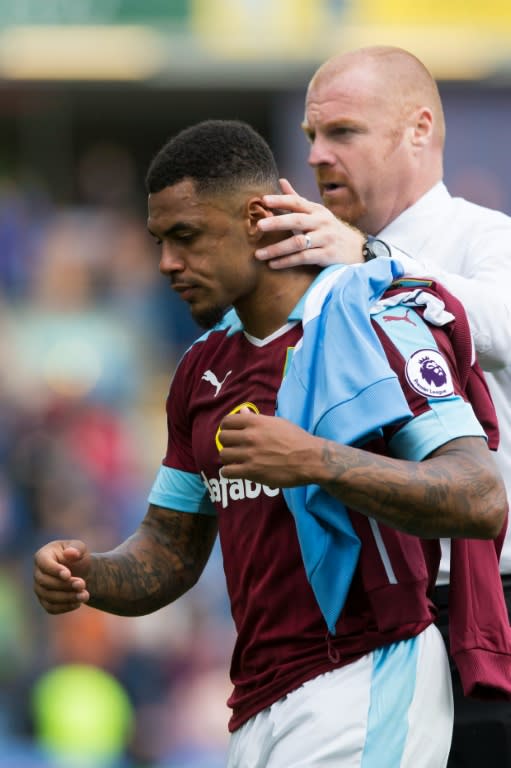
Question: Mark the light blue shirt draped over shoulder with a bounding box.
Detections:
[276,258,412,634]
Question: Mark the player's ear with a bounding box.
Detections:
[246,196,271,242]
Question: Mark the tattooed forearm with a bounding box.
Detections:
[87,505,218,616]
[319,436,506,539]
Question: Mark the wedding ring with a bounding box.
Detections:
[304,234,312,250]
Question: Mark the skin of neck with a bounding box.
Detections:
[236,211,320,338]
[363,165,443,236]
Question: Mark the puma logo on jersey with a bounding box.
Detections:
[382,309,417,326]
[201,369,232,397]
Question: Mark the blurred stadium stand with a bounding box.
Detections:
[1,2,511,766]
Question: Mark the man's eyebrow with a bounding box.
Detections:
[302,118,362,135]
[147,221,193,238]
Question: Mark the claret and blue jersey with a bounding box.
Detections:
[148,266,498,732]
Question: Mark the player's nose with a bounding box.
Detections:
[159,243,185,275]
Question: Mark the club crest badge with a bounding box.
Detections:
[215,401,259,451]
[405,348,454,399]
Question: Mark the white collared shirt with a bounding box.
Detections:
[380,182,511,576]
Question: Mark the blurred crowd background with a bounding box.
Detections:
[1,1,511,766]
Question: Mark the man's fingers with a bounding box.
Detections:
[36,570,86,589]
[219,447,242,464]
[255,232,318,262]
[34,540,88,576]
[258,211,312,234]
[61,544,84,561]
[34,557,71,581]
[219,462,245,479]
[268,254,317,270]
[279,178,298,195]
[39,597,85,615]
[220,411,260,451]
[35,571,90,596]
[221,411,256,430]
[219,428,248,450]
[39,586,89,603]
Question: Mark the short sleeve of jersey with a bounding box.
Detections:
[372,299,487,461]
[147,351,216,516]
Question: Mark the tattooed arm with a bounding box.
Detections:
[33,504,218,616]
[219,411,507,540]
[316,436,506,539]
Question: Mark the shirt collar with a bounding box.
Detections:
[379,181,450,256]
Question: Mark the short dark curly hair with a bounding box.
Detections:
[145,119,281,197]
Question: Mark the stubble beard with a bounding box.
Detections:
[316,175,363,227]
[323,192,366,229]
[192,303,230,330]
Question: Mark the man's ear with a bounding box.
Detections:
[246,197,271,241]
[410,106,433,148]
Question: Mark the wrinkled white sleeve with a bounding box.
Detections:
[389,232,511,372]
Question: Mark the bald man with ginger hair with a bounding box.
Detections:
[256,45,511,768]
[303,47,445,229]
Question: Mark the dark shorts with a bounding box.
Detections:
[434,576,511,768]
